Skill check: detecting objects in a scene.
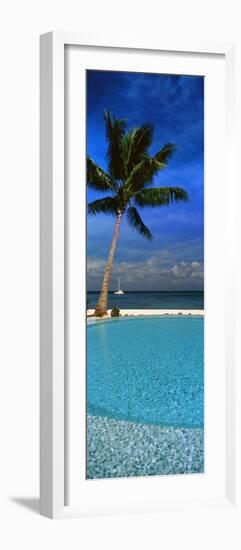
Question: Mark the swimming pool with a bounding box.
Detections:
[87,316,204,429]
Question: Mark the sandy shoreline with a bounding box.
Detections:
[87,308,204,319]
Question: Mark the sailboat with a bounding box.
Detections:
[114,277,125,295]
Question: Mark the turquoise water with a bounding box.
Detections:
[87,290,204,310]
[87,316,204,429]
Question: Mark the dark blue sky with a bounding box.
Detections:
[87,70,204,291]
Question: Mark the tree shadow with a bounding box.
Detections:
[10,497,39,515]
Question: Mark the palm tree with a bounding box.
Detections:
[87,111,188,317]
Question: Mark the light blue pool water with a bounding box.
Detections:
[87,316,204,429]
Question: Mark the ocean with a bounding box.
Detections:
[87,290,204,310]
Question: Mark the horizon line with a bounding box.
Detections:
[87,289,204,293]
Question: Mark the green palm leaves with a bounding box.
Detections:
[87,111,188,239]
[87,158,116,192]
[127,207,153,241]
[134,187,188,208]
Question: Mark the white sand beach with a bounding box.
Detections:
[87,308,204,318]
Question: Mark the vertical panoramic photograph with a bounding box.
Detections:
[86,70,204,479]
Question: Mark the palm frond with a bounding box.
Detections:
[124,143,178,194]
[87,157,116,192]
[124,124,154,172]
[126,206,153,240]
[135,187,188,207]
[104,111,126,181]
[124,157,161,194]
[88,196,118,216]
[154,143,177,165]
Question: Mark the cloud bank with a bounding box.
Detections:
[87,254,204,291]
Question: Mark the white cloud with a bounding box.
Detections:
[87,253,204,290]
[171,260,203,279]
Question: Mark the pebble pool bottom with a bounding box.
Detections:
[87,316,204,478]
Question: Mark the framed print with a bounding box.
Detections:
[40,32,239,518]
[86,68,205,481]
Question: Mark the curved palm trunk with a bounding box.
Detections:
[94,212,123,316]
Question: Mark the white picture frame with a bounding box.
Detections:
[40,31,239,519]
